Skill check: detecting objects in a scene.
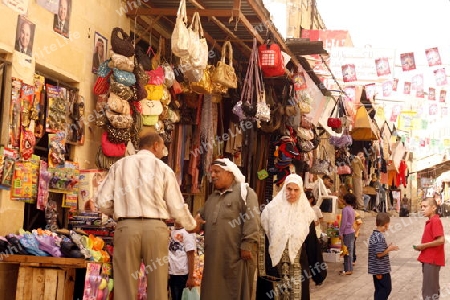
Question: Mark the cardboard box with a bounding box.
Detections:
[322,252,342,263]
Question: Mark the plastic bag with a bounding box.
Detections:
[181,287,200,300]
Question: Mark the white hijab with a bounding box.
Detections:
[212,158,248,204]
[261,174,316,266]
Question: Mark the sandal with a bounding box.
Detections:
[339,271,353,276]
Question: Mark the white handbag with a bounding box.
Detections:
[162,62,175,87]
[188,12,208,70]
[171,0,190,58]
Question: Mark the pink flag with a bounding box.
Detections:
[390,105,401,122]
[404,82,411,94]
[428,88,436,100]
[440,90,447,102]
[375,57,391,76]
[425,47,442,66]
[382,81,393,97]
[365,83,376,99]
[442,106,448,116]
[412,74,424,90]
[400,53,416,71]
[342,64,357,82]
[392,78,399,91]
[416,89,425,98]
[434,68,447,86]
[429,103,438,115]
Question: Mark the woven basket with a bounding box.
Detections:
[111,27,135,57]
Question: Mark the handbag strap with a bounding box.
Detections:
[176,0,188,24]
[221,41,233,66]
[240,38,259,104]
[189,12,204,38]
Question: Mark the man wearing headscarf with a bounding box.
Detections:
[197,158,260,300]
[258,174,320,300]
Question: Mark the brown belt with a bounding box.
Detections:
[117,217,166,221]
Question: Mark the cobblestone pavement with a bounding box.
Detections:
[310,214,450,300]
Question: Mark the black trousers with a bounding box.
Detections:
[373,273,392,300]
[169,274,188,300]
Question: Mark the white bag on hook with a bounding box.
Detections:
[171,0,190,58]
[188,12,208,70]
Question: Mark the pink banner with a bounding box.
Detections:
[428,88,436,100]
[425,47,442,66]
[400,52,416,71]
[412,74,424,91]
[392,78,399,91]
[429,103,438,115]
[375,57,391,76]
[404,82,411,94]
[342,64,357,82]
[382,81,393,97]
[440,90,447,102]
[434,68,447,86]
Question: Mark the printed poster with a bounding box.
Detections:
[375,57,391,76]
[2,0,28,14]
[400,52,416,71]
[434,68,447,86]
[403,82,411,94]
[341,64,357,82]
[425,47,441,66]
[78,169,107,211]
[428,88,436,101]
[440,90,447,103]
[382,81,393,97]
[36,0,58,13]
[392,78,399,91]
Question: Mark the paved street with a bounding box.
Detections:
[310,214,450,300]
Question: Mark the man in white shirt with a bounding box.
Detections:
[97,133,197,300]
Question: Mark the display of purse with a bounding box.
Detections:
[105,109,133,129]
[113,68,136,86]
[110,27,135,58]
[109,50,135,72]
[145,84,164,100]
[107,93,131,115]
[171,0,190,58]
[96,146,122,170]
[187,12,208,70]
[258,39,285,78]
[297,127,314,141]
[141,99,163,116]
[190,65,213,94]
[162,62,175,87]
[211,41,237,88]
[309,146,332,175]
[110,79,133,101]
[101,132,126,156]
[97,59,112,77]
[105,124,131,144]
[146,65,165,86]
[93,71,112,95]
[336,164,352,175]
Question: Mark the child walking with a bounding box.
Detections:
[368,212,399,300]
[339,193,356,275]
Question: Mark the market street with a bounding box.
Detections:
[310,214,450,300]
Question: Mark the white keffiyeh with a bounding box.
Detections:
[261,174,316,266]
[212,158,248,204]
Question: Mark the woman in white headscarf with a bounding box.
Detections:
[257,174,325,300]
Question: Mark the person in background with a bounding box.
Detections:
[305,190,323,241]
[306,190,323,239]
[339,193,356,275]
[168,222,196,300]
[353,209,363,266]
[368,212,399,300]
[414,197,445,300]
[433,192,443,217]
[97,133,197,300]
[196,158,259,300]
[259,174,319,299]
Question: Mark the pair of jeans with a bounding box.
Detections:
[343,232,355,272]
[169,274,188,300]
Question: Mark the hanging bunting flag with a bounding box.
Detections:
[416,89,425,98]
[403,82,411,94]
[341,64,357,82]
[428,88,436,100]
[411,74,424,91]
[375,57,391,76]
[392,78,399,91]
[429,103,438,115]
[390,105,401,122]
[441,106,448,116]
[425,47,442,66]
[382,81,393,97]
[400,52,416,71]
[365,83,376,99]
[293,72,307,90]
[434,68,447,86]
[440,90,447,102]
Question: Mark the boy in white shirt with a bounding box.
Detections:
[169,222,197,300]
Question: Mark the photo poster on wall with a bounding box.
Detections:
[78,169,107,212]
[36,0,59,13]
[92,32,108,74]
[2,0,28,14]
[52,0,72,38]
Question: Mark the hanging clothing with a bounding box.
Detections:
[395,160,408,188]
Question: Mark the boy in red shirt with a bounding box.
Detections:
[413,198,445,299]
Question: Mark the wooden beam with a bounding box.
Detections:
[238,11,264,44]
[233,0,242,16]
[127,8,236,17]
[133,15,162,44]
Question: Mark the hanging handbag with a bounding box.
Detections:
[188,12,208,70]
[97,59,112,77]
[107,93,131,115]
[145,84,164,100]
[258,40,285,77]
[212,41,237,88]
[101,132,126,156]
[190,65,213,94]
[146,65,165,86]
[110,79,134,101]
[93,71,112,95]
[111,27,135,58]
[309,146,332,175]
[96,146,122,170]
[113,68,136,86]
[171,0,190,58]
[105,109,133,129]
[162,62,175,87]
[105,124,131,144]
[297,127,314,141]
[109,50,135,72]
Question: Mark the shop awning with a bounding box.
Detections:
[126,0,328,68]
